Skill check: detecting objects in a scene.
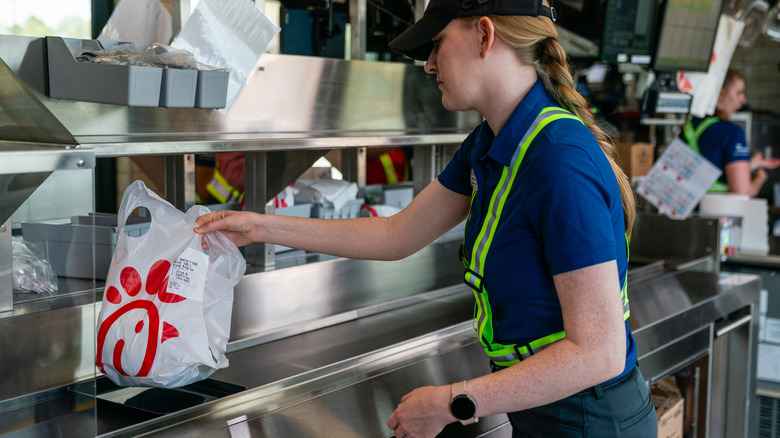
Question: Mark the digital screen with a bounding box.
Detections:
[600,0,659,65]
[653,0,724,72]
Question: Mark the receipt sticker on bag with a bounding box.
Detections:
[96,180,246,388]
[166,248,208,302]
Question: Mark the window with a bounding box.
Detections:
[0,0,91,38]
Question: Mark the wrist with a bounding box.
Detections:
[450,380,479,425]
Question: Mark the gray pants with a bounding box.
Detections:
[506,365,658,437]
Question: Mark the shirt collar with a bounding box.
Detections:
[486,79,559,167]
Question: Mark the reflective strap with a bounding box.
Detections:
[206,168,243,204]
[709,182,730,193]
[464,107,581,350]
[462,107,632,365]
[466,108,578,288]
[682,121,698,153]
[379,152,399,185]
[486,331,566,367]
[622,233,630,320]
[682,117,725,193]
[683,116,719,154]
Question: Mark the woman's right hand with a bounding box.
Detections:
[751,152,780,171]
[194,210,261,248]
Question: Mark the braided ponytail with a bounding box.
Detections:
[490,15,636,233]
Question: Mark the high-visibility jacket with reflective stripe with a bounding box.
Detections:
[206,168,243,204]
[461,107,630,367]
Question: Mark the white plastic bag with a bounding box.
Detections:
[96,180,246,388]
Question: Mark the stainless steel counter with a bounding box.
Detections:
[0,251,761,438]
[722,255,780,400]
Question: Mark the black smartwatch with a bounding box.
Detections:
[450,380,478,425]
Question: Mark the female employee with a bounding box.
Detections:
[195,0,656,436]
[681,68,780,196]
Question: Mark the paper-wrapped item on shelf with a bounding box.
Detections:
[294,179,358,213]
[171,0,280,114]
[98,0,173,45]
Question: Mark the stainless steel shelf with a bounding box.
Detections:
[75,132,470,157]
[0,35,480,158]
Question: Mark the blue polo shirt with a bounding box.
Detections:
[439,79,636,379]
[679,117,749,185]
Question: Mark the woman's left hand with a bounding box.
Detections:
[387,385,454,438]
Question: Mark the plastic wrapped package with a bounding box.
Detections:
[143,43,199,69]
[74,43,147,66]
[74,42,204,70]
[294,179,358,212]
[12,236,58,294]
[170,0,280,113]
[60,37,228,108]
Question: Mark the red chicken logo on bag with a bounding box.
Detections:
[96,180,246,388]
[96,260,187,377]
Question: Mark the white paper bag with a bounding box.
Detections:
[96,180,246,387]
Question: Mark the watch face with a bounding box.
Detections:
[451,394,476,420]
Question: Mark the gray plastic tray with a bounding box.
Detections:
[159,67,198,108]
[22,214,151,280]
[195,69,229,109]
[47,36,163,107]
[46,36,228,109]
[311,199,364,219]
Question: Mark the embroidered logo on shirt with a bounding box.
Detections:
[470,169,478,191]
[735,142,750,157]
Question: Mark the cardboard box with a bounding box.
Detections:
[617,142,655,179]
[651,376,684,438]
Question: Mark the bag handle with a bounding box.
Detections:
[116,180,195,238]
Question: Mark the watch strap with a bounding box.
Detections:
[451,380,478,425]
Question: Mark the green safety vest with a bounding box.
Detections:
[461,107,631,368]
[682,117,730,193]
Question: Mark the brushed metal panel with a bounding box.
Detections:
[0,219,11,314]
[0,35,482,157]
[0,302,97,401]
[229,238,463,343]
[0,144,94,229]
[631,213,721,272]
[0,43,75,145]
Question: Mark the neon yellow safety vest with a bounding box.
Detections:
[682,117,729,193]
[461,107,631,368]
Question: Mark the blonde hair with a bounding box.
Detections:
[477,14,636,233]
[715,68,745,120]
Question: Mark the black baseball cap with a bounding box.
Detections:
[389,0,557,61]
